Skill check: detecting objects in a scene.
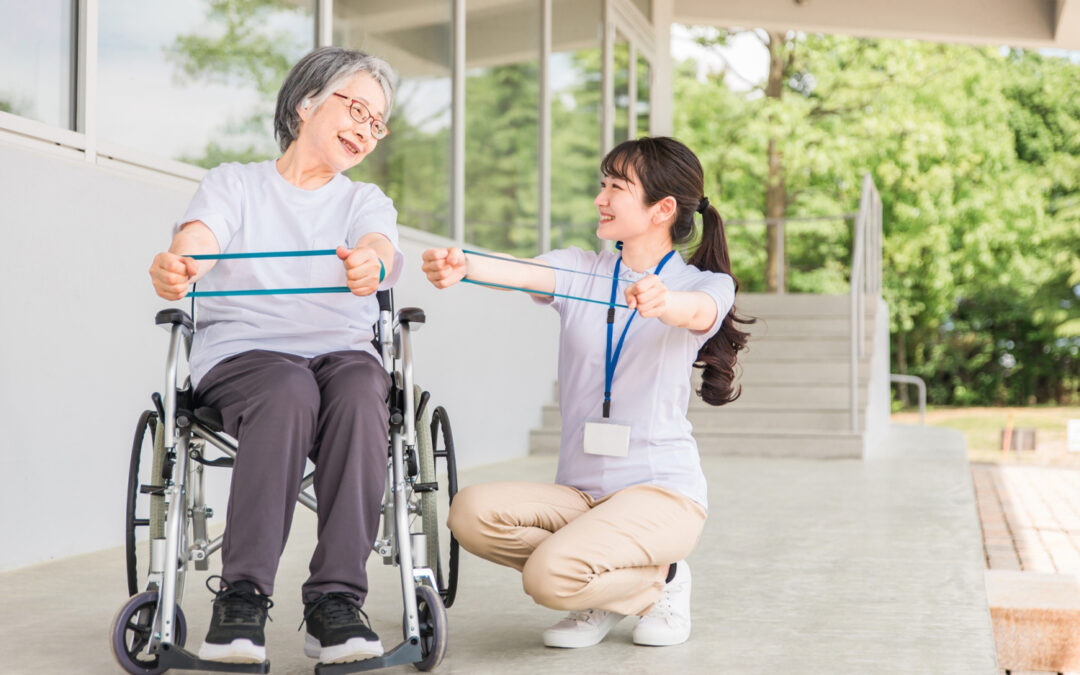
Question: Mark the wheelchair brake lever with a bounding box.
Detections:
[151,392,165,421]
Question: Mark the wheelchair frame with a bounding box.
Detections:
[113,290,458,675]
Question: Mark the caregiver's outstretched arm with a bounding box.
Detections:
[422,247,556,296]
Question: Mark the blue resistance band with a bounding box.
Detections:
[461,248,631,282]
[460,248,636,307]
[184,249,383,297]
[462,278,629,309]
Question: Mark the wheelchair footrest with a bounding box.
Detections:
[158,643,269,673]
[314,640,423,674]
[412,482,438,493]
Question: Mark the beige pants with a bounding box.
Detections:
[447,481,707,616]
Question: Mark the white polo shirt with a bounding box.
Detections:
[175,160,404,387]
[534,247,735,509]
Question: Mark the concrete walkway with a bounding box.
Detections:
[0,424,996,674]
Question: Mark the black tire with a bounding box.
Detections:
[125,411,164,597]
[410,585,447,672]
[111,590,187,675]
[430,407,460,608]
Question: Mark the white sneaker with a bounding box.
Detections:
[633,560,692,646]
[542,609,625,648]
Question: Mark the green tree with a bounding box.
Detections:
[676,32,1080,404]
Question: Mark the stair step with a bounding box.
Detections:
[528,428,863,459]
[738,293,876,318]
[741,338,869,359]
[746,317,873,339]
[705,383,869,408]
[540,405,862,432]
[731,360,872,385]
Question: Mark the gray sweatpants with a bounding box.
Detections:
[196,349,391,604]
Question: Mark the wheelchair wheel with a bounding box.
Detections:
[408,584,447,672]
[413,387,440,575]
[430,406,460,608]
[111,590,187,675]
[126,410,166,596]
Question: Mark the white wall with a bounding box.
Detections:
[864,296,892,456]
[0,138,559,571]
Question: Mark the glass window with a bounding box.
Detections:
[0,1,74,128]
[465,0,540,257]
[613,33,630,144]
[635,52,651,137]
[98,0,315,167]
[551,0,603,251]
[335,0,452,238]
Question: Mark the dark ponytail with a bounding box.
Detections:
[688,204,754,405]
[601,136,754,406]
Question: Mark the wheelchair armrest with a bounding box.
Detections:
[397,307,425,326]
[155,309,194,334]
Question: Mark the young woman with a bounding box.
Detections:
[421,136,752,649]
[149,47,401,665]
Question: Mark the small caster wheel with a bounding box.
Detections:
[406,585,447,671]
[111,590,187,675]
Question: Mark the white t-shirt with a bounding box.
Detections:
[534,247,735,509]
[175,160,404,387]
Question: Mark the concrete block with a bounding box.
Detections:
[986,570,1080,672]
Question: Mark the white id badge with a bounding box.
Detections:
[583,420,631,457]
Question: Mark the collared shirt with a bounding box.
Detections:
[534,247,735,509]
[175,160,404,386]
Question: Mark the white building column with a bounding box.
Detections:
[651,0,674,136]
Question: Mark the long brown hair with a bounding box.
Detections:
[600,136,754,405]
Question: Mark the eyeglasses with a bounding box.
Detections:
[331,92,389,140]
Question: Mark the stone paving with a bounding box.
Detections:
[972,463,1080,675]
[972,464,1080,573]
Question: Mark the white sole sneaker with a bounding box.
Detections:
[304,632,384,663]
[542,610,625,648]
[198,638,266,663]
[633,561,692,646]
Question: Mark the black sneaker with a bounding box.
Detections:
[301,592,384,663]
[197,576,273,663]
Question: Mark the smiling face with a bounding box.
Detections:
[295,71,387,174]
[594,165,660,243]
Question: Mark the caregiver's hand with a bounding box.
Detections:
[422,247,467,289]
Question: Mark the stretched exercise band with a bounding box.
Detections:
[461,248,630,282]
[183,249,383,297]
[461,278,630,309]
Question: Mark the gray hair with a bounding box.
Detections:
[274,46,396,152]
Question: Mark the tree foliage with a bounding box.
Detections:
[676,31,1080,404]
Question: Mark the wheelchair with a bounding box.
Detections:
[112,290,460,675]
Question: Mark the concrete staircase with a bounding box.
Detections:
[529,292,885,459]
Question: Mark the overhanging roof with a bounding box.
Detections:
[673,0,1080,50]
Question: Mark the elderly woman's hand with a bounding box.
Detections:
[337,245,383,296]
[149,252,199,301]
[421,248,467,289]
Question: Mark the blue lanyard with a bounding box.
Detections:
[603,249,676,418]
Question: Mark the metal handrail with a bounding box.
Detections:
[890,374,926,425]
[850,174,883,433]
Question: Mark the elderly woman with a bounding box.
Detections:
[148,47,401,666]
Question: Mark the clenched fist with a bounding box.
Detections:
[421,248,467,289]
[337,245,384,297]
[149,252,199,301]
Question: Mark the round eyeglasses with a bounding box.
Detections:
[331,92,389,140]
